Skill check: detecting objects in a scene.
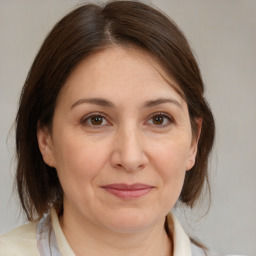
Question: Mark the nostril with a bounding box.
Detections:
[138,164,144,170]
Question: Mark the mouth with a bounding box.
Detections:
[100,183,154,199]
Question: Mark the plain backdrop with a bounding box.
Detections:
[0,1,255,255]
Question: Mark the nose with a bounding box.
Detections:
[110,126,148,172]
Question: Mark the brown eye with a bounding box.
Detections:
[82,114,109,127]
[152,115,164,125]
[147,113,173,127]
[90,115,104,125]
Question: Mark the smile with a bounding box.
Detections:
[101,183,154,199]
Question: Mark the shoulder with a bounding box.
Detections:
[0,221,40,256]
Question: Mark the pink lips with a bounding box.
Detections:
[101,183,153,199]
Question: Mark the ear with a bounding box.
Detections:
[37,123,56,168]
[186,118,202,171]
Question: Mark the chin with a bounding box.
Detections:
[100,208,160,233]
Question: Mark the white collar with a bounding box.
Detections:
[167,213,192,255]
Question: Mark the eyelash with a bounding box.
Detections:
[146,112,174,127]
[80,112,111,128]
[80,112,174,128]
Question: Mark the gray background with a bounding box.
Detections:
[0,1,255,255]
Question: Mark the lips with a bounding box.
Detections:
[101,183,154,199]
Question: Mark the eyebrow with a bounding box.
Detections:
[71,97,182,109]
[71,98,115,109]
[143,98,182,109]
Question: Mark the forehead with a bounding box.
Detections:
[58,45,184,107]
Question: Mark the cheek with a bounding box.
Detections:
[53,134,109,191]
[149,139,190,200]
[152,139,190,175]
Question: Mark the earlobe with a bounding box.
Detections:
[186,158,195,171]
[186,118,202,171]
[37,124,56,167]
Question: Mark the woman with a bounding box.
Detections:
[0,1,215,255]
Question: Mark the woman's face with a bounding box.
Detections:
[38,46,199,233]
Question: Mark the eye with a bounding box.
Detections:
[147,113,173,127]
[81,113,110,127]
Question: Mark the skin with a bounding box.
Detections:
[38,46,200,256]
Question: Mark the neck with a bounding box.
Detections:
[60,210,172,256]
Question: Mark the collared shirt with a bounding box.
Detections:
[0,209,207,256]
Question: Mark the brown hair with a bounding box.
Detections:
[15,0,215,221]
